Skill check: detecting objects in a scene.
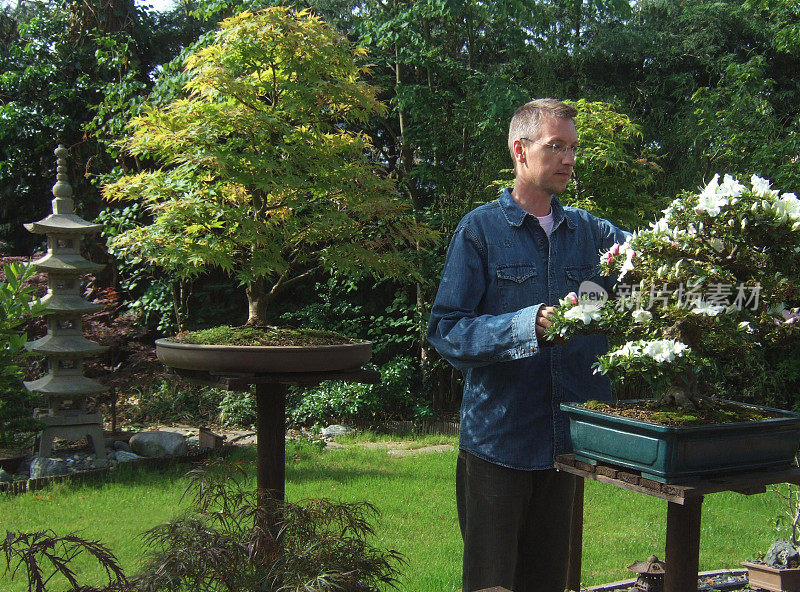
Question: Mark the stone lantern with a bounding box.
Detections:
[627,555,667,592]
[23,145,107,460]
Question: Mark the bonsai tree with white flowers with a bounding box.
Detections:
[547,174,800,409]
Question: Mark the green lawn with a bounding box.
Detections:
[0,434,783,591]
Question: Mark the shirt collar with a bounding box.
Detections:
[499,188,575,230]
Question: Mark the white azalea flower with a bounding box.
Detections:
[751,174,778,198]
[661,198,681,221]
[700,174,720,197]
[607,339,689,364]
[718,174,746,199]
[608,341,642,359]
[738,321,754,333]
[617,243,637,281]
[695,192,728,217]
[690,301,726,316]
[774,193,800,221]
[641,339,689,363]
[650,217,671,233]
[632,309,652,323]
[782,309,800,324]
[695,173,746,215]
[563,302,603,325]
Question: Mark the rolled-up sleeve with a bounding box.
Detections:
[427,224,542,372]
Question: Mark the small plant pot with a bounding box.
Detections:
[743,561,800,592]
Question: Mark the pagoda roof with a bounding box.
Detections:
[41,293,104,314]
[25,213,102,235]
[31,253,104,273]
[26,334,107,356]
[24,373,107,395]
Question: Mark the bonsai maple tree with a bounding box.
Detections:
[547,174,800,409]
[104,7,431,327]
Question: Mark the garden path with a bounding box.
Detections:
[147,424,454,456]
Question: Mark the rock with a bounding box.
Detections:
[765,539,800,568]
[106,450,117,461]
[113,440,131,452]
[29,457,70,479]
[115,450,143,463]
[0,468,12,482]
[320,424,355,439]
[129,431,187,457]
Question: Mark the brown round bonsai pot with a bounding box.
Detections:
[155,338,372,374]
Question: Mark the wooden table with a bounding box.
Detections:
[173,367,380,501]
[556,454,800,592]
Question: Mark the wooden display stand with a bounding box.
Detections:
[555,454,800,592]
[174,367,380,501]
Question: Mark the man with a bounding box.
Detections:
[427,98,628,592]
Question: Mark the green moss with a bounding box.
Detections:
[648,411,700,425]
[171,325,363,347]
[579,399,781,426]
[582,400,608,411]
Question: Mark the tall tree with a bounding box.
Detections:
[104,7,434,326]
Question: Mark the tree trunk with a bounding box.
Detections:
[572,0,582,51]
[246,277,274,326]
[658,369,701,409]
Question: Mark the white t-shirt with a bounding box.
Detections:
[536,210,554,236]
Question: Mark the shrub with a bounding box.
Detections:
[2,530,128,592]
[287,356,423,426]
[128,378,258,429]
[0,261,46,447]
[131,378,224,426]
[134,459,404,592]
[219,391,257,428]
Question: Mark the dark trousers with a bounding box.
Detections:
[456,450,576,592]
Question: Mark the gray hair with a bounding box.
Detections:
[508,98,578,163]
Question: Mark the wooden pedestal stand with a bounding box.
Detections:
[174,367,380,502]
[556,454,800,592]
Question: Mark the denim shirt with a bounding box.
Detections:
[427,188,629,470]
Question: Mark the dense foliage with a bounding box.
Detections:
[0,262,45,447]
[2,0,800,419]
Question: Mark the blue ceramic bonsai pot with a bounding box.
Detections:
[560,399,800,483]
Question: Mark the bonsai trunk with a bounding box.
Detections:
[246,278,275,326]
[660,320,705,409]
[658,369,701,409]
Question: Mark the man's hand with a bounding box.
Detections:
[536,306,566,347]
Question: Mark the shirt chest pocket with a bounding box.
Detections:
[565,265,602,293]
[496,264,540,312]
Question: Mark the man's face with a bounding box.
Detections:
[516,116,578,197]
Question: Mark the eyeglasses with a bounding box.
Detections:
[519,137,580,157]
